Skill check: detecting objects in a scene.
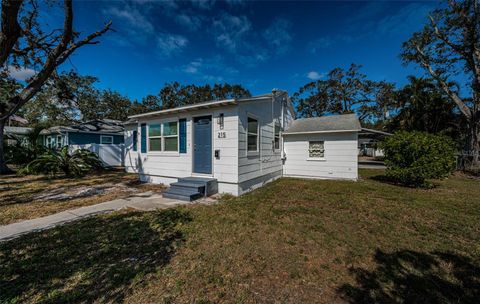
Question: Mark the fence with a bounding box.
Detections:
[69,144,125,167]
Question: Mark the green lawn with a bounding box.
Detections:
[1,169,479,303]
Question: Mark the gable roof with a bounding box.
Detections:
[127,91,293,120]
[41,119,124,135]
[4,126,32,135]
[283,114,361,134]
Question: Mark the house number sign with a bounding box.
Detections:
[218,131,226,138]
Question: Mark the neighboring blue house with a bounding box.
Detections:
[40,119,124,149]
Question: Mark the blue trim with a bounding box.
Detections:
[179,118,187,153]
[133,130,138,152]
[141,123,147,153]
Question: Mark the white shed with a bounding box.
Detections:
[282,114,360,180]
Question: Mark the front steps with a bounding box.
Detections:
[163,177,218,201]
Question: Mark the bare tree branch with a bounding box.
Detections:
[0,0,24,66]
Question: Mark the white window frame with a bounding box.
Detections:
[246,114,259,154]
[162,121,179,152]
[274,123,281,151]
[308,141,326,160]
[46,136,52,148]
[100,135,113,145]
[56,135,63,148]
[147,120,179,154]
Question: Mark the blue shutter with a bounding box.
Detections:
[133,130,138,152]
[140,124,147,153]
[179,118,187,153]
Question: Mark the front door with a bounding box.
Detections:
[193,116,212,174]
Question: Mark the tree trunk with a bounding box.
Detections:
[0,118,13,174]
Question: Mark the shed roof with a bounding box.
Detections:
[283,114,361,134]
[41,119,124,135]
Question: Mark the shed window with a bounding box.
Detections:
[100,135,113,145]
[309,141,325,158]
[247,116,258,152]
[274,124,281,150]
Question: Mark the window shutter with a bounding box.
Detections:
[140,123,147,153]
[179,118,187,153]
[133,130,138,152]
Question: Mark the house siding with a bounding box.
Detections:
[67,132,124,145]
[282,132,358,180]
[124,106,240,194]
[236,93,294,194]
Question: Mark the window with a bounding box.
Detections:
[309,141,325,158]
[247,116,258,152]
[148,121,179,152]
[274,124,281,150]
[56,135,63,148]
[100,135,113,145]
[148,124,162,151]
[46,136,52,148]
[133,130,138,152]
[163,121,178,151]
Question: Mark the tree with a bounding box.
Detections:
[97,90,132,121]
[292,64,393,122]
[158,82,251,110]
[387,76,460,137]
[0,0,111,173]
[402,0,480,163]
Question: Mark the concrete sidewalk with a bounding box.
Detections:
[0,191,190,242]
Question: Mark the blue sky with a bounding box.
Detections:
[49,0,440,101]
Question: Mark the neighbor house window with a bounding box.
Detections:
[247,116,258,152]
[309,141,325,158]
[56,135,63,148]
[163,121,178,151]
[46,136,52,148]
[148,124,162,151]
[100,135,113,145]
[274,124,281,150]
[148,121,179,152]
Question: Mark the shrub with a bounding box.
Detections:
[22,146,103,177]
[5,143,47,166]
[380,131,456,187]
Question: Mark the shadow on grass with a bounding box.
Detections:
[0,209,191,303]
[338,249,480,303]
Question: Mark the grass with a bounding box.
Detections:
[0,170,165,225]
[1,169,479,303]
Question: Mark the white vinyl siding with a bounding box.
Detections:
[283,132,358,180]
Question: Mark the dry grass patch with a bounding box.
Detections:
[0,170,165,225]
[1,169,479,303]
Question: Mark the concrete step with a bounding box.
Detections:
[170,181,205,194]
[163,191,202,201]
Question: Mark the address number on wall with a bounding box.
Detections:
[218,131,226,138]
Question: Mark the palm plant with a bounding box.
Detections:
[24,146,103,177]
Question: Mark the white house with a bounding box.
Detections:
[124,90,360,200]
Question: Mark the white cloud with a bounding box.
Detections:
[179,56,238,82]
[104,6,154,34]
[6,65,36,81]
[157,33,189,56]
[175,13,203,31]
[191,0,216,10]
[307,71,324,80]
[308,35,355,53]
[213,13,251,52]
[263,18,292,55]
